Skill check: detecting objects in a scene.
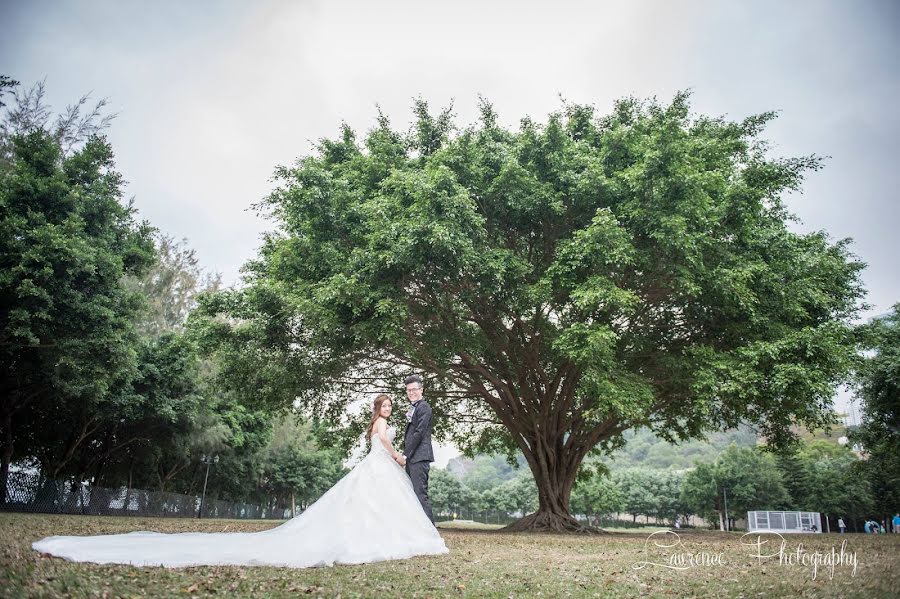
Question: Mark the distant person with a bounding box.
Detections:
[893,513,900,533]
[879,520,886,534]
[838,517,846,533]
[864,520,873,534]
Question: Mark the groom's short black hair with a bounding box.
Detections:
[404,374,423,387]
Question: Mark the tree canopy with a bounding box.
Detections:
[0,128,155,498]
[852,305,900,514]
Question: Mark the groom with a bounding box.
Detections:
[396,374,435,523]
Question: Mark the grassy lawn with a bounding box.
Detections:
[2,512,898,598]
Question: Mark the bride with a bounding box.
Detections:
[32,394,449,568]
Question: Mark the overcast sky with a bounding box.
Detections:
[4,0,897,465]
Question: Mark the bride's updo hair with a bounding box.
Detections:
[366,394,392,441]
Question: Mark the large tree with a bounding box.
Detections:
[0,78,155,500]
[260,415,346,514]
[852,305,900,515]
[124,233,222,338]
[793,440,874,528]
[0,130,155,501]
[571,470,625,528]
[681,444,790,531]
[192,93,865,532]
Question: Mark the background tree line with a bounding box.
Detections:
[434,431,884,532]
[0,78,345,512]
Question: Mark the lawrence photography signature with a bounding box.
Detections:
[632,531,859,580]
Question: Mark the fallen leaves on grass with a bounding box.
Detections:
[2,514,899,598]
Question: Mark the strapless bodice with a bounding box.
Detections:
[370,425,397,441]
[369,425,397,454]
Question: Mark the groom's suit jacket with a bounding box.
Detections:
[403,399,434,464]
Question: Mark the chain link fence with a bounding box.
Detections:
[434,508,520,526]
[433,510,693,529]
[1,470,290,520]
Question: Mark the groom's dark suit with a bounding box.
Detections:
[403,398,435,523]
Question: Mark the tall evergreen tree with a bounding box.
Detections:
[0,130,155,500]
[852,306,900,514]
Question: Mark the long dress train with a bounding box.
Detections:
[31,426,448,567]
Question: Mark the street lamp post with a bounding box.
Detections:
[197,455,219,519]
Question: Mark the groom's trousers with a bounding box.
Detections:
[406,460,434,523]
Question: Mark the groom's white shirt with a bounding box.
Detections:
[406,398,421,422]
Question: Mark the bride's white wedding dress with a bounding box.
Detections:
[31,426,448,567]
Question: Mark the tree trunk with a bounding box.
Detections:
[499,437,604,534]
[0,410,12,504]
[157,459,188,493]
[1,385,43,505]
[123,460,134,514]
[455,358,620,534]
[49,417,101,479]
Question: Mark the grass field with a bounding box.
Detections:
[2,512,898,598]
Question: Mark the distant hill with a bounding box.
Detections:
[444,425,760,489]
[442,418,849,489]
[867,311,892,323]
[446,453,529,491]
[600,426,759,470]
[757,420,851,448]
